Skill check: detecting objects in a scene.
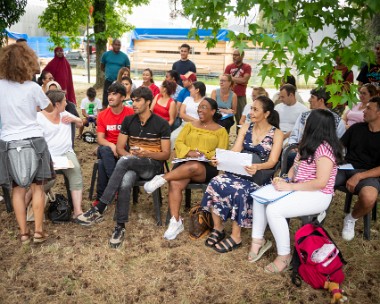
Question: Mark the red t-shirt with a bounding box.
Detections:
[149,83,160,97]
[97,106,134,144]
[224,63,252,97]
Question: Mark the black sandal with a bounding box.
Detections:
[205,229,226,248]
[213,236,242,253]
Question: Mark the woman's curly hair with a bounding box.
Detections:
[0,43,39,83]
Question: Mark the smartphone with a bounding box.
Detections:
[130,146,140,151]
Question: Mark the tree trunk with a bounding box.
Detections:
[93,0,107,89]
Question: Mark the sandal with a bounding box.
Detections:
[205,229,226,247]
[264,256,291,274]
[33,231,48,243]
[213,236,242,253]
[20,231,31,244]
[248,239,272,263]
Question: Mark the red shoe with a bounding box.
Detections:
[92,200,99,207]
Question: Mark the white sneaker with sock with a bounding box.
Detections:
[144,174,167,194]
[342,214,356,241]
[164,216,184,240]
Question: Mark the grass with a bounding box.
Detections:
[0,87,379,304]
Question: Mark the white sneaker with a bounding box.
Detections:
[144,174,167,194]
[164,216,184,240]
[0,196,3,202]
[342,215,356,241]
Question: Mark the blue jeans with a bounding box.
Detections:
[96,146,117,200]
[99,156,162,223]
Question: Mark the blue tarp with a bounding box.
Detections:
[26,37,70,58]
[4,29,28,41]
[131,28,230,41]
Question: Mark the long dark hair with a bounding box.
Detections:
[204,97,222,122]
[255,95,279,128]
[37,70,51,86]
[298,109,343,164]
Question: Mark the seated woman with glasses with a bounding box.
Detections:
[144,98,229,241]
[210,74,237,133]
[201,95,283,253]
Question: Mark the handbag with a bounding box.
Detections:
[188,204,214,240]
[48,193,72,223]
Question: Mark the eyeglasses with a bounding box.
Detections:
[219,79,228,82]
[198,105,210,110]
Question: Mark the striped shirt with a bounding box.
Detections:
[293,142,337,194]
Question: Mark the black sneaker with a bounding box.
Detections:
[75,207,104,226]
[109,226,126,249]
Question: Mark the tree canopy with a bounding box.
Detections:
[39,0,149,87]
[177,0,380,107]
[0,0,27,47]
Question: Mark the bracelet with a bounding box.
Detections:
[284,177,291,183]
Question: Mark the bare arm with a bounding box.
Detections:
[275,156,334,191]
[168,101,177,126]
[61,114,83,128]
[346,166,380,193]
[232,73,250,85]
[150,95,159,111]
[116,133,129,157]
[81,109,88,118]
[179,104,197,122]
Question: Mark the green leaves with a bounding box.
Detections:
[179,0,378,107]
[0,0,27,47]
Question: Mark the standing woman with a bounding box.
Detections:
[0,43,54,243]
[150,80,177,126]
[211,74,237,133]
[141,68,160,97]
[250,109,342,273]
[144,98,229,240]
[42,46,76,104]
[342,83,377,128]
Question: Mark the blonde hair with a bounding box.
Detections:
[252,86,269,97]
[220,73,234,89]
[0,43,39,83]
[117,67,130,83]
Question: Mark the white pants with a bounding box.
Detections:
[252,191,332,255]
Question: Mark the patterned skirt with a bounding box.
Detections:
[201,172,259,228]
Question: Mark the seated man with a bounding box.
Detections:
[289,87,345,145]
[92,83,134,206]
[76,87,171,248]
[275,84,308,142]
[335,96,380,241]
[78,87,103,138]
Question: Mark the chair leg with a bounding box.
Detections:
[344,193,353,214]
[166,208,171,225]
[132,186,139,205]
[89,162,98,200]
[372,203,377,222]
[185,188,191,211]
[152,189,162,226]
[2,186,13,213]
[363,213,371,240]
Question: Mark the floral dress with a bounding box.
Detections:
[201,124,276,228]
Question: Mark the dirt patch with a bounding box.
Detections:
[0,86,379,303]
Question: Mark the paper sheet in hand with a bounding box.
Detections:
[338,163,354,170]
[216,148,252,176]
[52,156,73,169]
[251,184,294,204]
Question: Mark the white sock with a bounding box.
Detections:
[346,213,358,222]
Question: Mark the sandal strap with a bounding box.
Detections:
[205,229,225,245]
[218,237,238,251]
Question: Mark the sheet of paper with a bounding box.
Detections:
[251,184,294,204]
[52,156,72,169]
[338,163,354,170]
[216,148,252,176]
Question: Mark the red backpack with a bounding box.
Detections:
[291,223,346,289]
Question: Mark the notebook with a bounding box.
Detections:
[251,184,294,204]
